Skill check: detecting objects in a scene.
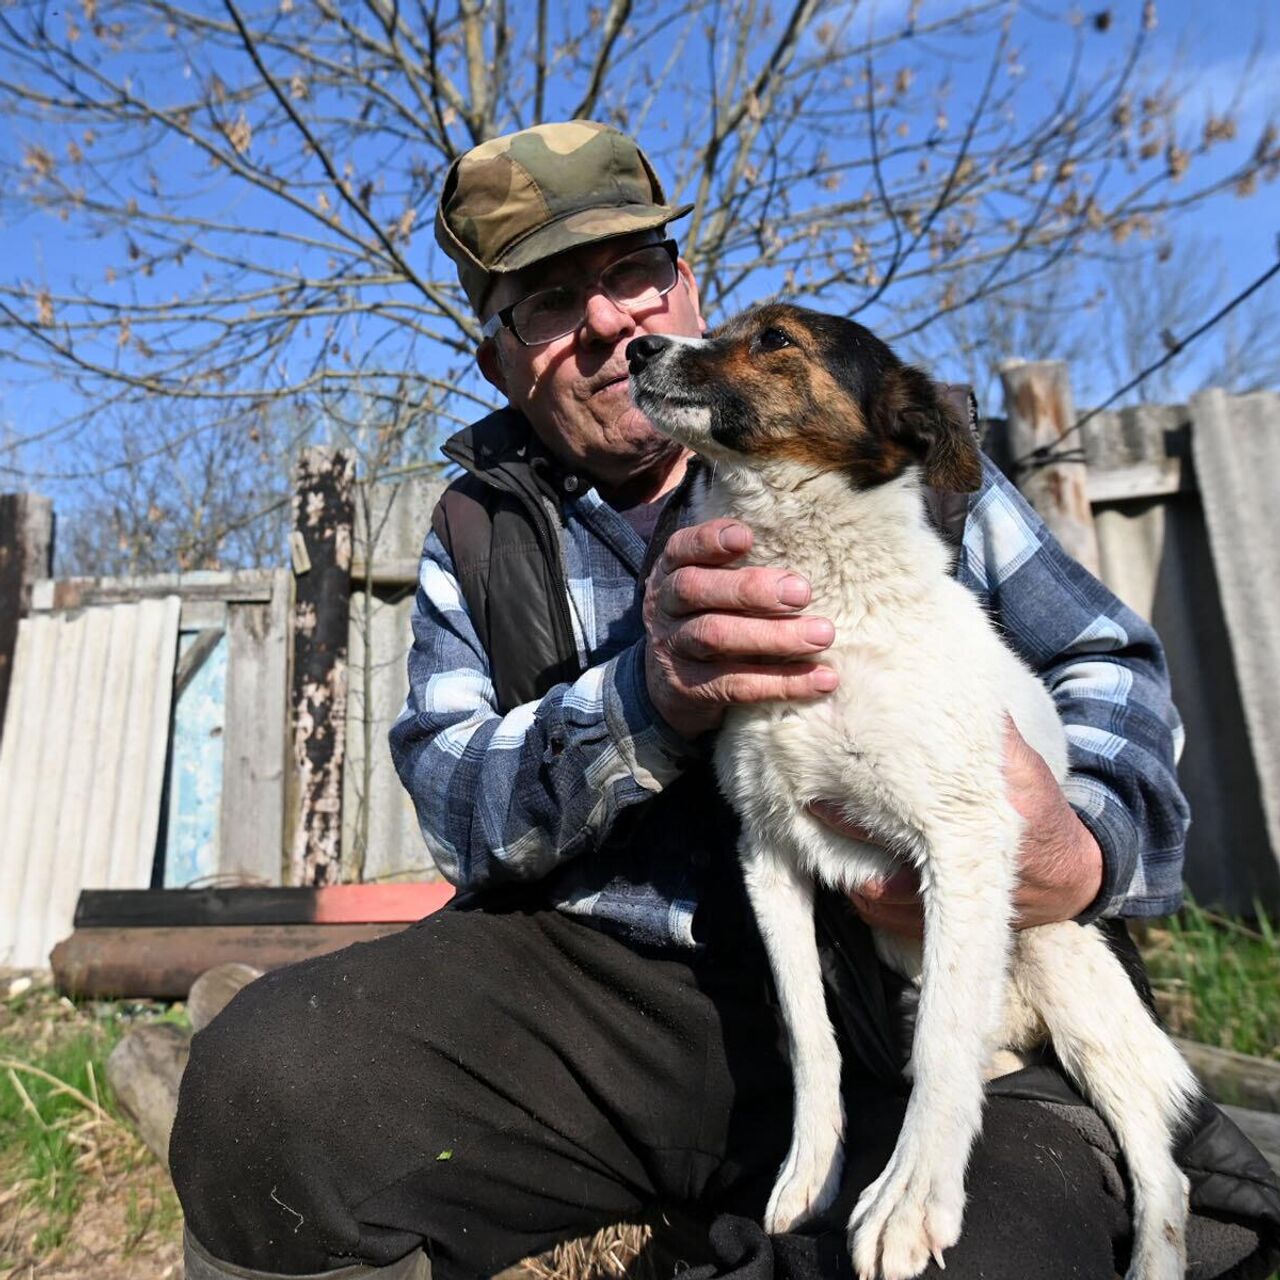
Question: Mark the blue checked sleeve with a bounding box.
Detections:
[958,457,1190,921]
[388,530,696,890]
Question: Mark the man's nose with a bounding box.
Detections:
[581,288,635,342]
[626,334,670,373]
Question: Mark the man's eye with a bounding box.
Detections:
[521,288,577,321]
[757,327,791,351]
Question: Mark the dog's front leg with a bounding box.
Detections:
[739,835,846,1233]
[849,820,1018,1280]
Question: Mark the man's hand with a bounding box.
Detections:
[643,517,839,741]
[811,718,1103,937]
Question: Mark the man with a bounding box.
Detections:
[170,121,1279,1280]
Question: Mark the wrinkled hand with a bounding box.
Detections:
[810,717,1103,937]
[642,517,839,741]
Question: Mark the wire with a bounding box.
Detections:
[1011,245,1280,477]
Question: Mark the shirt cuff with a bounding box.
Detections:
[1062,772,1142,924]
[602,641,701,792]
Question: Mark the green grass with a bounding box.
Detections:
[0,1015,125,1252]
[1140,898,1280,1061]
[0,983,188,1265]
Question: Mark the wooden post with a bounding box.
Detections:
[998,360,1102,577]
[288,448,354,886]
[0,493,54,741]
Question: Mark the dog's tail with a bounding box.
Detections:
[1012,922,1198,1280]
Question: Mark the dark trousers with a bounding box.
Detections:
[167,890,1191,1279]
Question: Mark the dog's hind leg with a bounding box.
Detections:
[739,837,846,1233]
[1012,924,1196,1280]
[849,819,1018,1280]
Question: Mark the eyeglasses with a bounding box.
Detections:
[480,240,680,346]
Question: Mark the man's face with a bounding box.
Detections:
[477,232,706,491]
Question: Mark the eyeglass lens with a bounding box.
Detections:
[513,244,677,344]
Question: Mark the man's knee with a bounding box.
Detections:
[940,1097,1127,1279]
[170,961,369,1272]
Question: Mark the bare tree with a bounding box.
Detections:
[0,0,1274,542]
[906,255,1104,411]
[53,399,302,576]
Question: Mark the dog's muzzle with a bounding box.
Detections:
[626,333,671,376]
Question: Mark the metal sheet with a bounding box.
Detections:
[0,596,181,967]
[163,631,228,888]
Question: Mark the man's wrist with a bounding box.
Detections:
[606,642,704,789]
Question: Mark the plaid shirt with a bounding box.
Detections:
[390,454,1189,947]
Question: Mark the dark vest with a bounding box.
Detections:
[431,407,1280,1256]
[434,401,975,713]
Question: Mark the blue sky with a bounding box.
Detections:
[1,0,1277,491]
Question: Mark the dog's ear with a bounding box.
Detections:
[880,366,983,493]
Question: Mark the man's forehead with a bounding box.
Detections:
[487,230,664,311]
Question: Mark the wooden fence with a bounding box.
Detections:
[2,380,1278,936]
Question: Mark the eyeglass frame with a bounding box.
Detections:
[479,239,681,346]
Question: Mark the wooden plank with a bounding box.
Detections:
[219,573,290,886]
[1087,457,1196,505]
[178,599,229,630]
[48,570,274,611]
[349,556,421,588]
[0,493,54,742]
[1175,1037,1280,1113]
[289,449,355,885]
[1000,360,1102,576]
[74,883,454,928]
[51,922,409,998]
[172,628,224,702]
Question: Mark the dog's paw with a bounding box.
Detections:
[763,1136,845,1234]
[848,1154,964,1280]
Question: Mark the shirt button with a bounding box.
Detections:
[564,475,580,493]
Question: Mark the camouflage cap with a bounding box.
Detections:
[435,120,693,313]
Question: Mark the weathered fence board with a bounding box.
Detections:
[220,571,291,886]
[290,449,355,886]
[1190,389,1280,897]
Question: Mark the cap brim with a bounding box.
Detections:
[493,201,695,275]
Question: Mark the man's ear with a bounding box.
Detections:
[677,258,707,334]
[884,365,983,493]
[477,336,508,397]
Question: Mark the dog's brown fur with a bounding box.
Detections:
[651,303,983,494]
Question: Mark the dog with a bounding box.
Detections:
[626,304,1198,1280]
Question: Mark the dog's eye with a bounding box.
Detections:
[756,327,792,352]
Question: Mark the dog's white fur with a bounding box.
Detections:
[635,335,1197,1280]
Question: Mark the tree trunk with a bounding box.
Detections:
[0,493,54,741]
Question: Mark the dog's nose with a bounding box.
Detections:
[626,334,670,374]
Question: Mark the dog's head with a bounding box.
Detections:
[627,303,982,493]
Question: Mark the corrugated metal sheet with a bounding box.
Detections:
[0,596,181,967]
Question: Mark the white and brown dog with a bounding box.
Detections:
[627,304,1197,1280]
